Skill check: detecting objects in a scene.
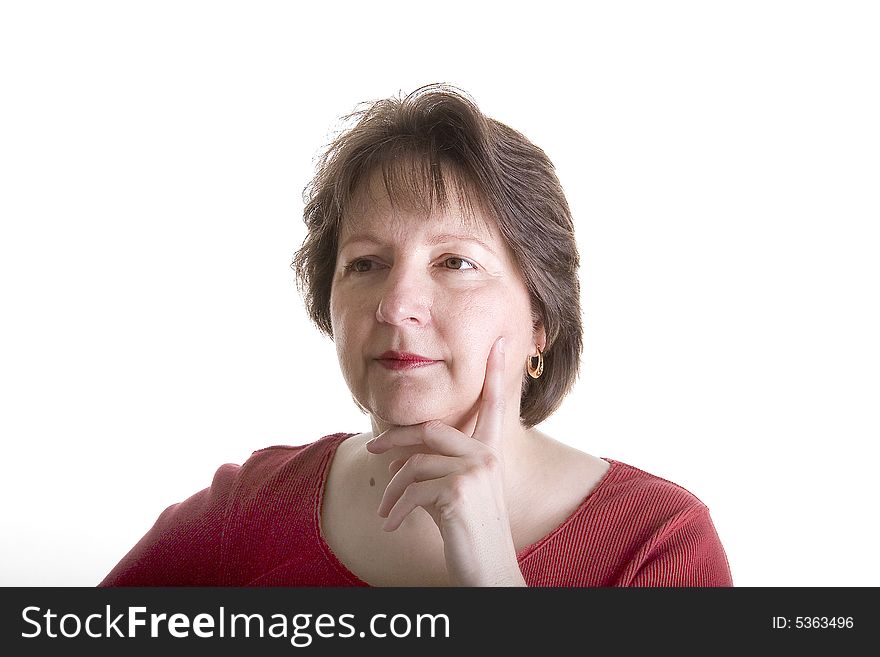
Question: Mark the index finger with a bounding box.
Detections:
[472,336,505,445]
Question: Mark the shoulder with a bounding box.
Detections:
[182,432,352,505]
[552,456,721,562]
[591,457,720,547]
[100,432,354,586]
[220,432,352,502]
[523,457,732,586]
[592,459,732,586]
[595,458,711,517]
[235,433,352,485]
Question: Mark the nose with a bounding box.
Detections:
[375,266,432,326]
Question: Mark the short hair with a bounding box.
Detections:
[291,83,582,427]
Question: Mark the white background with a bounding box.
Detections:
[1,1,877,587]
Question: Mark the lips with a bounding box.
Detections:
[376,351,440,371]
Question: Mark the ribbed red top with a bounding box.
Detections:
[100,433,732,586]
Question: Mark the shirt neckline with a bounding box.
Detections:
[312,432,619,586]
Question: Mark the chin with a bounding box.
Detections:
[369,403,443,428]
[368,397,473,430]
[361,380,450,426]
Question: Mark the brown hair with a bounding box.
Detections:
[291,83,582,427]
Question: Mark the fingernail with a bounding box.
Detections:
[497,337,505,354]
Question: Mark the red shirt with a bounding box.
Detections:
[100,432,733,586]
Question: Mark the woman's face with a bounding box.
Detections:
[329,179,544,432]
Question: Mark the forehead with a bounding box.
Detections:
[340,167,500,244]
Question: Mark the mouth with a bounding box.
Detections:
[376,351,441,371]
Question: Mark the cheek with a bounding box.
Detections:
[444,292,499,338]
[330,294,369,374]
[444,293,521,371]
[454,287,532,343]
[331,285,373,337]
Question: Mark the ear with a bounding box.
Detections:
[532,319,547,353]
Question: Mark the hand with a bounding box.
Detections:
[365,336,527,586]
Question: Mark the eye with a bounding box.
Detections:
[440,256,477,271]
[343,258,380,273]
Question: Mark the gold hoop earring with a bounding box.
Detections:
[527,346,544,379]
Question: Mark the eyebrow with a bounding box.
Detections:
[339,231,498,256]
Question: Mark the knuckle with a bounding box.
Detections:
[392,489,412,514]
[406,479,428,499]
[479,450,501,472]
[447,475,470,503]
[484,395,504,414]
[421,422,444,446]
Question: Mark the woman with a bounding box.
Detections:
[100,84,732,587]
